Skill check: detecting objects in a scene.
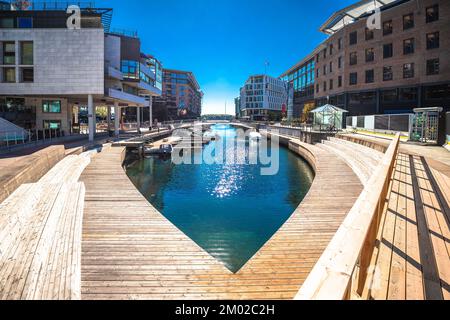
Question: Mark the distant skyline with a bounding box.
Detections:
[98,0,357,114]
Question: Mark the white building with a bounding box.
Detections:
[0,4,161,142]
[239,75,288,121]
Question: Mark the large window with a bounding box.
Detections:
[383,43,393,59]
[365,69,374,83]
[426,32,439,49]
[20,67,33,82]
[349,72,357,85]
[17,17,32,28]
[3,67,15,83]
[0,18,14,28]
[349,52,357,65]
[42,100,61,113]
[365,48,374,62]
[403,38,415,55]
[20,41,33,65]
[403,63,414,79]
[403,13,414,30]
[426,5,439,23]
[121,60,139,79]
[3,42,15,65]
[426,58,439,75]
[338,56,342,68]
[381,89,397,102]
[338,76,342,87]
[383,66,393,81]
[383,20,393,35]
[399,88,417,102]
[349,31,357,45]
[43,120,61,130]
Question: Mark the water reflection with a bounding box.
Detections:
[126,124,314,272]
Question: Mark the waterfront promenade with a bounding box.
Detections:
[1,125,449,299]
[79,139,361,299]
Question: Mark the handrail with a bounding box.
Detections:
[296,133,401,300]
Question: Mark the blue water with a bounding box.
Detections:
[126,124,314,273]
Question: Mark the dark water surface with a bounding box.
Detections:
[126,124,314,272]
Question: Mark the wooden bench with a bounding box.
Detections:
[0,151,91,300]
[0,182,85,300]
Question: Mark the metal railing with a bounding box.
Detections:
[0,128,74,151]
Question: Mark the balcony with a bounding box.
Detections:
[105,65,124,80]
[106,88,148,106]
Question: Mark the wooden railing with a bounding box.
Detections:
[296,133,401,300]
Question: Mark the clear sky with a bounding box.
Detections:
[98,0,356,115]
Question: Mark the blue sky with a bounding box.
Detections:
[98,0,356,114]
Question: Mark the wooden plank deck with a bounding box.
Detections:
[364,153,450,300]
[80,136,363,299]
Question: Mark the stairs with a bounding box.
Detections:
[318,137,384,186]
[0,150,97,300]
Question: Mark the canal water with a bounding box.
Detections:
[126,124,314,273]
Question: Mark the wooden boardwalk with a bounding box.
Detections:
[364,153,450,300]
[80,139,363,299]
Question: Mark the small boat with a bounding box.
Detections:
[249,132,262,141]
[159,144,173,154]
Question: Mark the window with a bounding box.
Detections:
[349,31,357,45]
[0,18,14,28]
[3,68,15,83]
[323,65,326,75]
[323,81,327,91]
[338,38,342,50]
[365,48,374,62]
[365,28,374,41]
[426,5,439,23]
[17,17,32,28]
[20,41,33,65]
[350,52,357,65]
[426,58,439,75]
[399,88,417,101]
[403,38,415,55]
[349,72,357,85]
[316,54,319,63]
[316,84,319,93]
[43,120,61,130]
[365,69,375,83]
[383,66,393,81]
[403,13,414,30]
[338,76,342,87]
[121,60,139,79]
[323,49,327,59]
[3,42,15,65]
[329,44,333,55]
[329,79,333,90]
[338,56,342,68]
[20,67,33,82]
[42,100,61,113]
[426,32,439,49]
[316,69,319,78]
[383,43,393,59]
[381,89,397,102]
[329,61,333,73]
[403,63,414,79]
[383,20,393,35]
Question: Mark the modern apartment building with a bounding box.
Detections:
[239,74,288,121]
[153,68,203,121]
[282,0,450,118]
[0,2,162,141]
